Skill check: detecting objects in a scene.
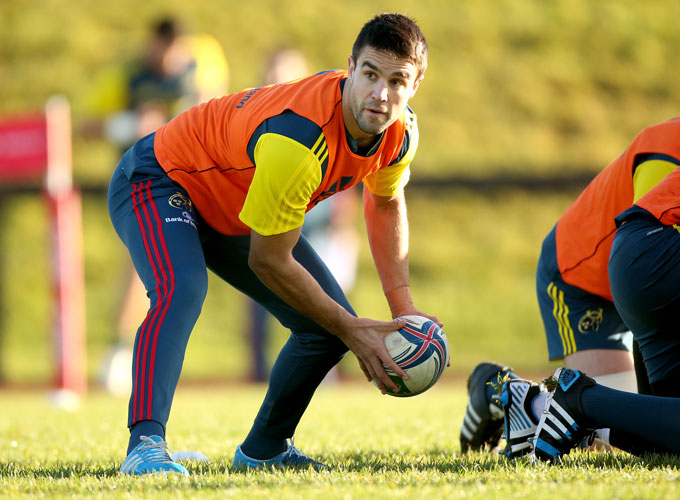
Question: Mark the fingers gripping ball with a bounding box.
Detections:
[378,315,450,397]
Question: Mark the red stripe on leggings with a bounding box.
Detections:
[130,183,153,423]
[135,180,172,422]
[129,181,168,423]
[142,181,176,420]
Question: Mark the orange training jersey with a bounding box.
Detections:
[556,117,680,300]
[153,70,415,235]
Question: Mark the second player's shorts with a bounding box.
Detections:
[536,225,631,361]
[609,208,680,384]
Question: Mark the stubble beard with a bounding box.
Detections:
[354,103,391,136]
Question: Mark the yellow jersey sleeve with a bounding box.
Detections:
[239,133,323,235]
[633,159,676,202]
[362,108,418,196]
[363,163,411,196]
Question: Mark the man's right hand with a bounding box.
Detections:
[339,317,408,394]
[248,229,408,393]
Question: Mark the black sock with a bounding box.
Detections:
[581,384,680,454]
[127,420,165,455]
[240,429,287,460]
[609,428,674,456]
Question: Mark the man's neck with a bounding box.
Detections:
[345,128,382,156]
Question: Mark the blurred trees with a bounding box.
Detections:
[2,0,679,177]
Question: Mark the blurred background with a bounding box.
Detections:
[1,0,680,389]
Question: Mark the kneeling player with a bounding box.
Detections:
[460,117,680,456]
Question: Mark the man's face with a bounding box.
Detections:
[146,37,191,77]
[343,46,423,146]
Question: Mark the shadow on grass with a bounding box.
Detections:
[184,447,680,476]
[324,448,680,474]
[3,449,679,479]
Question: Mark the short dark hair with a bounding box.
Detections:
[352,13,428,76]
[153,16,182,42]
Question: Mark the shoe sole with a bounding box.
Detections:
[460,362,512,451]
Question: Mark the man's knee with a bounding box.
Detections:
[169,269,208,316]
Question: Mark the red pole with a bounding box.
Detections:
[45,96,87,395]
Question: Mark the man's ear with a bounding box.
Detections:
[410,74,424,98]
[347,55,355,77]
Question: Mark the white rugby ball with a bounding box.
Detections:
[378,315,449,397]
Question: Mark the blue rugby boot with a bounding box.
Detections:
[499,378,542,459]
[460,362,513,452]
[119,435,190,476]
[233,439,329,470]
[533,368,597,462]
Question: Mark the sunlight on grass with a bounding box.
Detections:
[1,384,679,499]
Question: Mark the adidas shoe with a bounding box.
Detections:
[233,439,329,470]
[499,378,541,459]
[119,435,189,476]
[460,362,513,452]
[533,368,596,462]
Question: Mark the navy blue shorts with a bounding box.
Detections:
[536,225,630,361]
[609,210,680,384]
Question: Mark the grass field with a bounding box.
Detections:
[2,382,680,499]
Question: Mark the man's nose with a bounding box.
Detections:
[371,81,388,101]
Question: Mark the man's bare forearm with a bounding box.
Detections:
[363,187,413,316]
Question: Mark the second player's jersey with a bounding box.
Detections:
[632,165,680,227]
[153,70,417,235]
[556,117,680,301]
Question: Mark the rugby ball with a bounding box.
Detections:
[379,315,449,397]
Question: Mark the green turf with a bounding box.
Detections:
[1,383,679,499]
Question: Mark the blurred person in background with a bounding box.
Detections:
[246,47,360,382]
[109,12,438,475]
[461,117,680,460]
[82,16,228,151]
[81,15,228,395]
[262,46,309,87]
